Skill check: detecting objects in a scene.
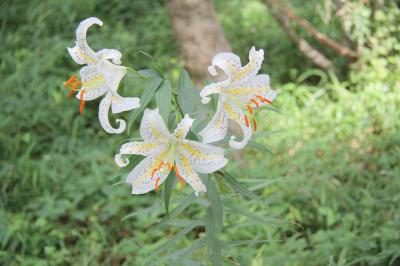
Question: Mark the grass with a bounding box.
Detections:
[1,0,399,265]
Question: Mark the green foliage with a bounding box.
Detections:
[1,0,399,265]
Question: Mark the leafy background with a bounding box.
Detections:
[1,0,399,265]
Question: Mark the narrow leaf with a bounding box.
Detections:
[155,80,172,124]
[247,140,274,154]
[128,77,163,133]
[163,171,177,215]
[222,171,262,202]
[177,68,206,115]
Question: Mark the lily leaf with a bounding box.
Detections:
[177,68,206,115]
[221,170,262,202]
[155,80,172,124]
[127,77,163,133]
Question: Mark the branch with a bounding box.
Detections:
[265,0,333,70]
[271,0,358,59]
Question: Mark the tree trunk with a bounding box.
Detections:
[272,0,358,59]
[165,0,231,82]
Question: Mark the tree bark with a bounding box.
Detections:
[265,0,333,70]
[165,0,231,82]
[272,0,358,59]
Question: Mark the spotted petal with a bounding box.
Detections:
[199,83,223,104]
[99,92,126,134]
[175,153,207,196]
[223,99,252,149]
[97,48,122,65]
[127,150,171,194]
[225,74,273,106]
[208,52,241,79]
[230,47,264,84]
[199,97,229,144]
[96,60,127,93]
[115,141,167,167]
[76,66,108,101]
[140,108,170,142]
[173,114,194,139]
[111,94,140,114]
[67,17,102,65]
[178,140,227,174]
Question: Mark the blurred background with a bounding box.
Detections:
[1,0,399,265]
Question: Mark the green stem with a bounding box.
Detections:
[172,93,185,119]
[126,67,149,80]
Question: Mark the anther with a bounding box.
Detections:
[252,118,257,131]
[244,115,250,128]
[167,163,172,171]
[251,99,259,108]
[151,168,158,178]
[173,165,185,188]
[65,75,77,88]
[79,91,85,114]
[155,177,160,190]
[246,104,253,114]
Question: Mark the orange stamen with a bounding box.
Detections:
[65,75,77,88]
[79,91,85,114]
[251,98,259,108]
[167,163,172,171]
[256,95,265,102]
[151,168,158,178]
[244,115,250,127]
[158,161,164,170]
[264,98,272,104]
[68,88,75,98]
[252,118,257,131]
[155,177,160,190]
[173,165,185,188]
[246,104,253,114]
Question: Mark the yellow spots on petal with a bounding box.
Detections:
[223,101,241,122]
[181,143,210,160]
[231,60,256,81]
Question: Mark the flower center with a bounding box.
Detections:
[150,142,185,191]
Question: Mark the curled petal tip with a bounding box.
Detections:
[115,153,129,167]
[208,65,218,76]
[201,97,211,104]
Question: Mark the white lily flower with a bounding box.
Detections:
[65,17,140,134]
[199,47,277,149]
[115,108,228,196]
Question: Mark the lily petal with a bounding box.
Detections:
[231,47,264,83]
[67,44,97,65]
[223,99,252,149]
[173,114,194,139]
[99,92,126,134]
[127,150,171,194]
[111,94,140,114]
[225,74,272,105]
[199,83,223,104]
[178,140,228,174]
[96,60,127,92]
[208,52,241,80]
[198,97,229,144]
[75,17,102,61]
[97,48,122,65]
[115,141,167,167]
[119,141,167,157]
[140,108,170,142]
[175,153,207,196]
[76,66,108,100]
